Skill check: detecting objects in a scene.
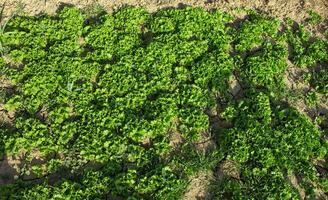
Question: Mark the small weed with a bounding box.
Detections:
[306,10,323,25]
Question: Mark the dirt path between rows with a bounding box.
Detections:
[1,0,328,23]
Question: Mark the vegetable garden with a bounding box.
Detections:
[0,4,327,199]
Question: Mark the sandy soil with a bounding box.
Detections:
[1,0,327,24]
[183,170,214,200]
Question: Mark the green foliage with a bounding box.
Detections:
[0,6,233,199]
[310,68,328,95]
[0,5,327,200]
[234,13,280,52]
[305,91,318,107]
[306,10,324,25]
[239,42,287,91]
[286,21,328,68]
[216,93,326,199]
